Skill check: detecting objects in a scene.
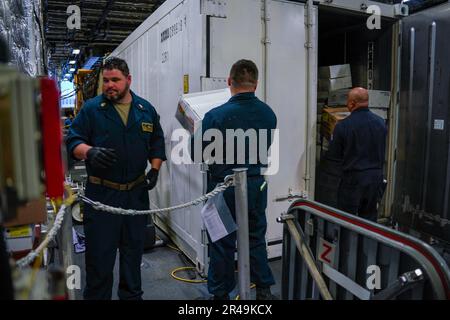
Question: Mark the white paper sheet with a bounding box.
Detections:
[201,199,229,242]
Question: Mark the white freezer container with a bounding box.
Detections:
[112,0,316,273]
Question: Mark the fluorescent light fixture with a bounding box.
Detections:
[69,60,76,64]
[69,68,76,72]
[64,74,71,78]
[72,49,80,55]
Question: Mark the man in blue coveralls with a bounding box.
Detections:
[66,57,166,300]
[327,87,387,222]
[198,59,277,300]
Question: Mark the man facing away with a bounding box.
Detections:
[198,59,277,300]
[327,87,387,222]
[66,57,166,300]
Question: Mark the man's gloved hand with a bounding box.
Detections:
[146,168,159,190]
[86,147,118,169]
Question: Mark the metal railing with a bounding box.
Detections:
[278,199,450,300]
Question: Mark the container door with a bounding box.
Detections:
[207,0,312,258]
[393,4,450,243]
[203,0,263,93]
[265,0,315,257]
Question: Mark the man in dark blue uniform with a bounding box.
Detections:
[66,57,166,300]
[198,59,277,300]
[327,87,387,222]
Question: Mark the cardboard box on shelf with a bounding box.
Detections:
[3,198,47,228]
[318,76,352,92]
[328,89,350,106]
[319,64,351,79]
[369,90,391,109]
[321,107,350,141]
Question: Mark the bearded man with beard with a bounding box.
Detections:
[66,57,166,300]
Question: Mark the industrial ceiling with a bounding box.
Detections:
[44,0,166,75]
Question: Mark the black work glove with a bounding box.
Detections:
[146,168,159,190]
[86,147,117,169]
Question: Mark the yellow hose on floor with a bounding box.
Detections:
[170,266,207,284]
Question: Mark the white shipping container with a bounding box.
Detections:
[112,0,316,273]
[111,0,403,276]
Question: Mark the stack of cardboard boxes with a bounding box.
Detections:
[316,64,391,162]
[317,64,352,111]
[317,64,353,160]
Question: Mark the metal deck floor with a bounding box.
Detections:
[71,227,282,300]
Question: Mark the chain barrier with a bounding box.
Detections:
[78,176,234,216]
[16,204,67,268]
[15,176,233,267]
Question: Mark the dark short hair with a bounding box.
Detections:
[229,59,258,88]
[103,57,129,77]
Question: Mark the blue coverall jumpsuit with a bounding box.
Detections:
[66,92,166,300]
[200,92,277,297]
[327,108,387,222]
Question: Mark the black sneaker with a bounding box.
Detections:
[256,287,279,300]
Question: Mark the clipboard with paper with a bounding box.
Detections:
[201,192,237,243]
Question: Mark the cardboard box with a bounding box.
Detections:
[369,90,391,109]
[175,88,231,135]
[321,107,350,140]
[318,76,352,92]
[328,89,350,106]
[3,198,47,228]
[4,225,34,252]
[319,64,352,79]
